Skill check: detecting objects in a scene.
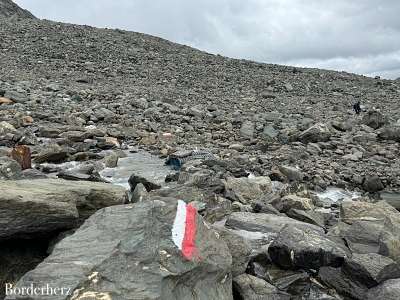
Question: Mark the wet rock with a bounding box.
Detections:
[268,224,348,270]
[0,179,126,240]
[343,253,400,288]
[367,279,400,300]
[270,194,314,213]
[362,110,388,129]
[233,274,290,300]
[128,173,162,192]
[223,176,272,205]
[11,200,233,300]
[56,170,106,182]
[298,123,331,143]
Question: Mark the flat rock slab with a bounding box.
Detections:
[0,179,126,240]
[226,212,322,236]
[8,200,232,300]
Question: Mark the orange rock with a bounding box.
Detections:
[22,115,34,126]
[11,145,32,170]
[105,136,120,147]
[0,97,13,105]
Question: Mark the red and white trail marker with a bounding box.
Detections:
[172,200,198,260]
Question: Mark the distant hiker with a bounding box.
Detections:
[353,101,361,115]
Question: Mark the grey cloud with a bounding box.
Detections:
[14,0,400,79]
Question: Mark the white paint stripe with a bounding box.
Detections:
[172,200,187,250]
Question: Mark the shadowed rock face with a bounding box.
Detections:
[9,200,233,300]
[0,0,35,19]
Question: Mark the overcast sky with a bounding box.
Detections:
[14,0,400,79]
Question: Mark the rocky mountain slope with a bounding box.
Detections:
[0,0,34,18]
[1,1,400,300]
[1,9,399,193]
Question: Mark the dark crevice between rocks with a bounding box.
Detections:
[0,232,61,300]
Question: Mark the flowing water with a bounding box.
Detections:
[99,150,174,189]
[315,187,361,202]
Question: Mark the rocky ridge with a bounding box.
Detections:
[0,0,35,19]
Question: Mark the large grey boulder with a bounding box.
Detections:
[328,220,383,254]
[380,192,400,211]
[318,266,368,300]
[343,253,400,288]
[223,176,272,205]
[363,175,384,192]
[33,144,68,164]
[298,123,331,143]
[278,165,305,182]
[8,200,233,300]
[0,179,126,240]
[128,173,162,192]
[367,279,400,300]
[270,194,314,213]
[334,201,400,262]
[378,125,400,141]
[362,110,388,129]
[286,208,326,228]
[340,200,398,224]
[216,227,252,276]
[0,156,22,180]
[268,224,349,270]
[233,274,291,300]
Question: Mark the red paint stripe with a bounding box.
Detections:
[182,204,198,260]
